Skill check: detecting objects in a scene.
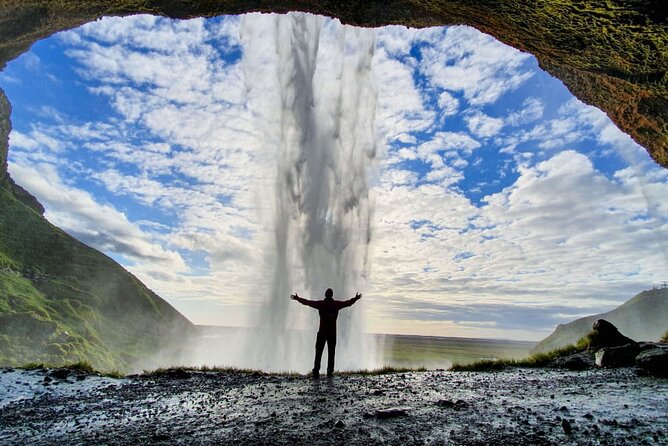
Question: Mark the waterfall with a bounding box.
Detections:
[239,12,378,372]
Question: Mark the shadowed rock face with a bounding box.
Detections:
[589,319,637,350]
[0,1,666,173]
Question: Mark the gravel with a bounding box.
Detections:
[1,367,666,445]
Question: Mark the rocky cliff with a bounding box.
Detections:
[0,0,665,171]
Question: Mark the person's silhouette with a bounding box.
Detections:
[290,288,361,377]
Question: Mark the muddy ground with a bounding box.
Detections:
[0,367,666,445]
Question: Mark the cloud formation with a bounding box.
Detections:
[3,14,667,340]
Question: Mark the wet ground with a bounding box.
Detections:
[0,367,666,445]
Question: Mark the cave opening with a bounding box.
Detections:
[0,12,666,372]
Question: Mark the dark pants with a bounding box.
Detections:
[313,330,336,376]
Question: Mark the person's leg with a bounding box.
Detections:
[313,331,326,376]
[326,333,336,377]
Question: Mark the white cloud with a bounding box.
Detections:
[7,13,668,341]
[8,130,39,150]
[506,97,544,126]
[372,45,434,146]
[437,91,459,117]
[417,132,481,159]
[375,25,415,56]
[9,161,187,271]
[417,26,533,106]
[465,111,504,138]
[363,146,668,338]
[11,129,63,152]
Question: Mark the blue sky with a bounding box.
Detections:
[2,13,667,341]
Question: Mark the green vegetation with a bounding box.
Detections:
[339,366,427,375]
[0,179,193,371]
[141,365,426,377]
[662,331,668,343]
[18,360,124,377]
[141,365,278,376]
[450,336,590,372]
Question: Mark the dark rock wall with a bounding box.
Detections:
[0,88,9,179]
[0,0,666,168]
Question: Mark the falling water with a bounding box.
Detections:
[239,13,379,372]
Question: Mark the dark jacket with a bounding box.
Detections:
[293,296,360,334]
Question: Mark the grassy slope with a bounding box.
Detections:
[451,336,591,372]
[0,179,194,370]
[532,288,668,354]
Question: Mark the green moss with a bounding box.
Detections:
[16,360,124,377]
[20,362,47,370]
[662,330,668,343]
[65,360,95,373]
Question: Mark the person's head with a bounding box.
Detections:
[325,288,333,299]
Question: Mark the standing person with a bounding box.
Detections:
[290,288,362,377]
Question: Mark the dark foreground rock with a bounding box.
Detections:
[552,352,594,371]
[375,407,409,419]
[636,348,668,378]
[1,367,667,446]
[595,344,641,368]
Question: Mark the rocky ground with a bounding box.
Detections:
[0,367,666,445]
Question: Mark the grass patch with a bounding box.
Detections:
[140,365,429,377]
[16,360,124,378]
[20,362,48,370]
[450,338,589,372]
[140,365,298,377]
[339,366,427,375]
[64,360,95,373]
[662,330,668,343]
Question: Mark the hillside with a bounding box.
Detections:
[0,176,194,371]
[532,288,668,354]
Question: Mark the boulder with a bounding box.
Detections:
[638,342,666,352]
[50,368,71,380]
[561,419,572,435]
[552,352,594,370]
[162,369,191,379]
[436,399,468,410]
[589,319,637,351]
[595,344,641,368]
[635,348,668,378]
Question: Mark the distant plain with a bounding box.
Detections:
[196,326,535,371]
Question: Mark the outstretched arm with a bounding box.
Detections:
[290,293,321,309]
[339,292,362,308]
